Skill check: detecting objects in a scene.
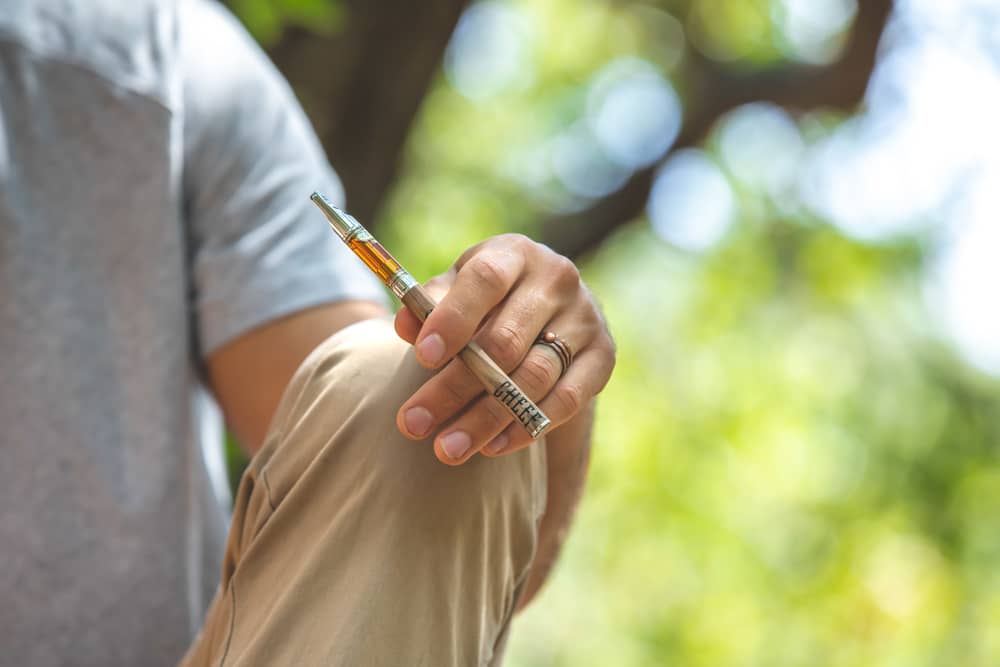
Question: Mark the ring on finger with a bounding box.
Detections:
[534,330,574,378]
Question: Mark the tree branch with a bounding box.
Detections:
[542,0,894,260]
[267,0,470,228]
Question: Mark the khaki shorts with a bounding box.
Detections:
[180,318,547,666]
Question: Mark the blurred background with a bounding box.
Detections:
[222,0,1000,664]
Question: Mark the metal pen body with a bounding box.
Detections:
[310,192,551,438]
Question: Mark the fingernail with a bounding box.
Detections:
[416,333,445,366]
[403,407,432,437]
[440,431,471,460]
[485,433,508,455]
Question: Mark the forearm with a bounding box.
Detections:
[515,398,594,611]
[208,300,388,456]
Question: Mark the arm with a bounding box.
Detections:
[516,400,593,610]
[392,236,614,611]
[179,0,389,450]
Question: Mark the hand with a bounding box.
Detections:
[393,234,615,465]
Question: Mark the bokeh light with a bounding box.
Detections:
[717,102,804,197]
[648,149,735,252]
[444,1,533,101]
[586,57,682,170]
[926,176,1000,375]
[799,1,1000,245]
[550,121,631,200]
[773,0,857,64]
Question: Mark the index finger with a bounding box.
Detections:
[413,248,525,369]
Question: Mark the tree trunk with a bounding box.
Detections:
[267,0,471,228]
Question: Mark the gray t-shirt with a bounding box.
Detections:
[0,0,386,664]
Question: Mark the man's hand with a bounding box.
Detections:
[394,234,615,465]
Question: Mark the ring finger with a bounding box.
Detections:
[483,344,614,457]
[431,318,589,464]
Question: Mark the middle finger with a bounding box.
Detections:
[396,288,556,440]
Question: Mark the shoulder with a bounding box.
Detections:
[177,0,292,123]
[177,0,333,190]
[0,0,178,107]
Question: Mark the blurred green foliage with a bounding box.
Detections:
[230,0,1000,664]
[228,0,342,45]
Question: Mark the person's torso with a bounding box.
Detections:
[0,1,228,664]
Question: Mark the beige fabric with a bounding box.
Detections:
[181,318,547,667]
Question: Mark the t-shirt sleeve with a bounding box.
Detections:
[179,0,387,357]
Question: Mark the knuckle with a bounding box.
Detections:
[466,256,509,294]
[484,323,526,370]
[483,401,508,430]
[593,327,615,359]
[554,383,585,416]
[438,373,471,411]
[595,354,616,393]
[553,254,580,287]
[518,353,559,392]
[434,294,470,326]
[502,233,533,253]
[467,401,507,437]
[601,330,617,366]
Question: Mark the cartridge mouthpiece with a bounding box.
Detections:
[310,192,363,242]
